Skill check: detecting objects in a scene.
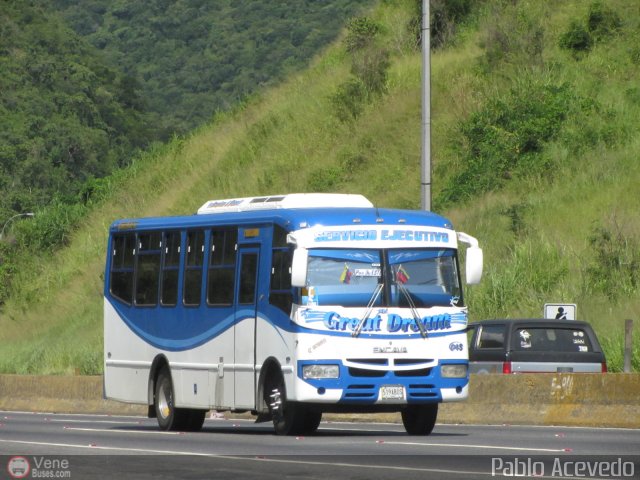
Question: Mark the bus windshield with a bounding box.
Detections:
[305,248,461,308]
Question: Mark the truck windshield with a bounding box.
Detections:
[305,248,462,308]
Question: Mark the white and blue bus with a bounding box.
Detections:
[104,193,483,435]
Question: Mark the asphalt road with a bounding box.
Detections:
[0,410,639,479]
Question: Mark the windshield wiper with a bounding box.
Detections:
[397,283,428,339]
[352,283,384,338]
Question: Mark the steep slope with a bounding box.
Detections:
[0,0,637,373]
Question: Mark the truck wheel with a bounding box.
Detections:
[401,404,438,435]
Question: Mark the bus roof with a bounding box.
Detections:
[109,194,454,233]
[196,193,373,214]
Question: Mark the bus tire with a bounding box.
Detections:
[155,367,188,431]
[302,410,322,434]
[185,409,207,432]
[401,403,438,435]
[267,372,306,436]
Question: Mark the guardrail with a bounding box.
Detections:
[0,373,638,428]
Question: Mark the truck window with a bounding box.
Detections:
[477,325,505,349]
[513,328,593,352]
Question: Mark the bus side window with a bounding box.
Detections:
[160,231,181,306]
[135,232,162,306]
[239,253,258,304]
[184,230,205,306]
[207,228,237,306]
[110,233,135,304]
[269,225,293,313]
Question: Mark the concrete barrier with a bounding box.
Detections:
[439,373,640,428]
[0,373,638,428]
[0,374,145,416]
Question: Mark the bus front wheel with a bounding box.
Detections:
[401,404,438,435]
[267,373,314,435]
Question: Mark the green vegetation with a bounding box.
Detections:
[0,2,152,218]
[0,0,638,374]
[51,0,372,136]
[0,0,371,305]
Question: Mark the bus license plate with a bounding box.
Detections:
[380,385,404,400]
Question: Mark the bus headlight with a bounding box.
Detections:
[302,364,340,379]
[441,364,468,378]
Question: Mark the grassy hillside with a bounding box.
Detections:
[0,0,638,374]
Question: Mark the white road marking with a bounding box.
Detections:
[59,426,565,455]
[383,441,567,453]
[63,427,185,435]
[48,419,142,425]
[0,410,146,419]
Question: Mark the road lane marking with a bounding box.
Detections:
[63,427,185,435]
[49,419,142,425]
[0,410,146,419]
[383,441,567,453]
[61,427,567,453]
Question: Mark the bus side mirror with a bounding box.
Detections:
[465,246,483,285]
[291,247,308,287]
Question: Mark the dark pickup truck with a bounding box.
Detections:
[468,319,607,374]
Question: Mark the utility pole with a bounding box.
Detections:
[421,0,431,211]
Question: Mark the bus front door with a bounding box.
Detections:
[234,247,260,409]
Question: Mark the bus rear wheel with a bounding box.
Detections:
[155,368,206,431]
[185,409,207,431]
[401,404,438,435]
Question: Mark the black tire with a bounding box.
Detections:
[267,371,307,436]
[184,409,207,432]
[301,410,322,435]
[155,368,189,431]
[401,403,438,435]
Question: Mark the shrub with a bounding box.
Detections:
[350,47,390,96]
[15,200,87,251]
[481,4,544,69]
[584,220,639,300]
[0,243,17,305]
[439,80,575,204]
[306,165,344,192]
[559,19,592,52]
[587,1,621,42]
[501,202,529,237]
[344,17,382,52]
[600,332,640,373]
[331,78,367,122]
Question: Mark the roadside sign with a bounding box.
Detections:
[544,303,577,320]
